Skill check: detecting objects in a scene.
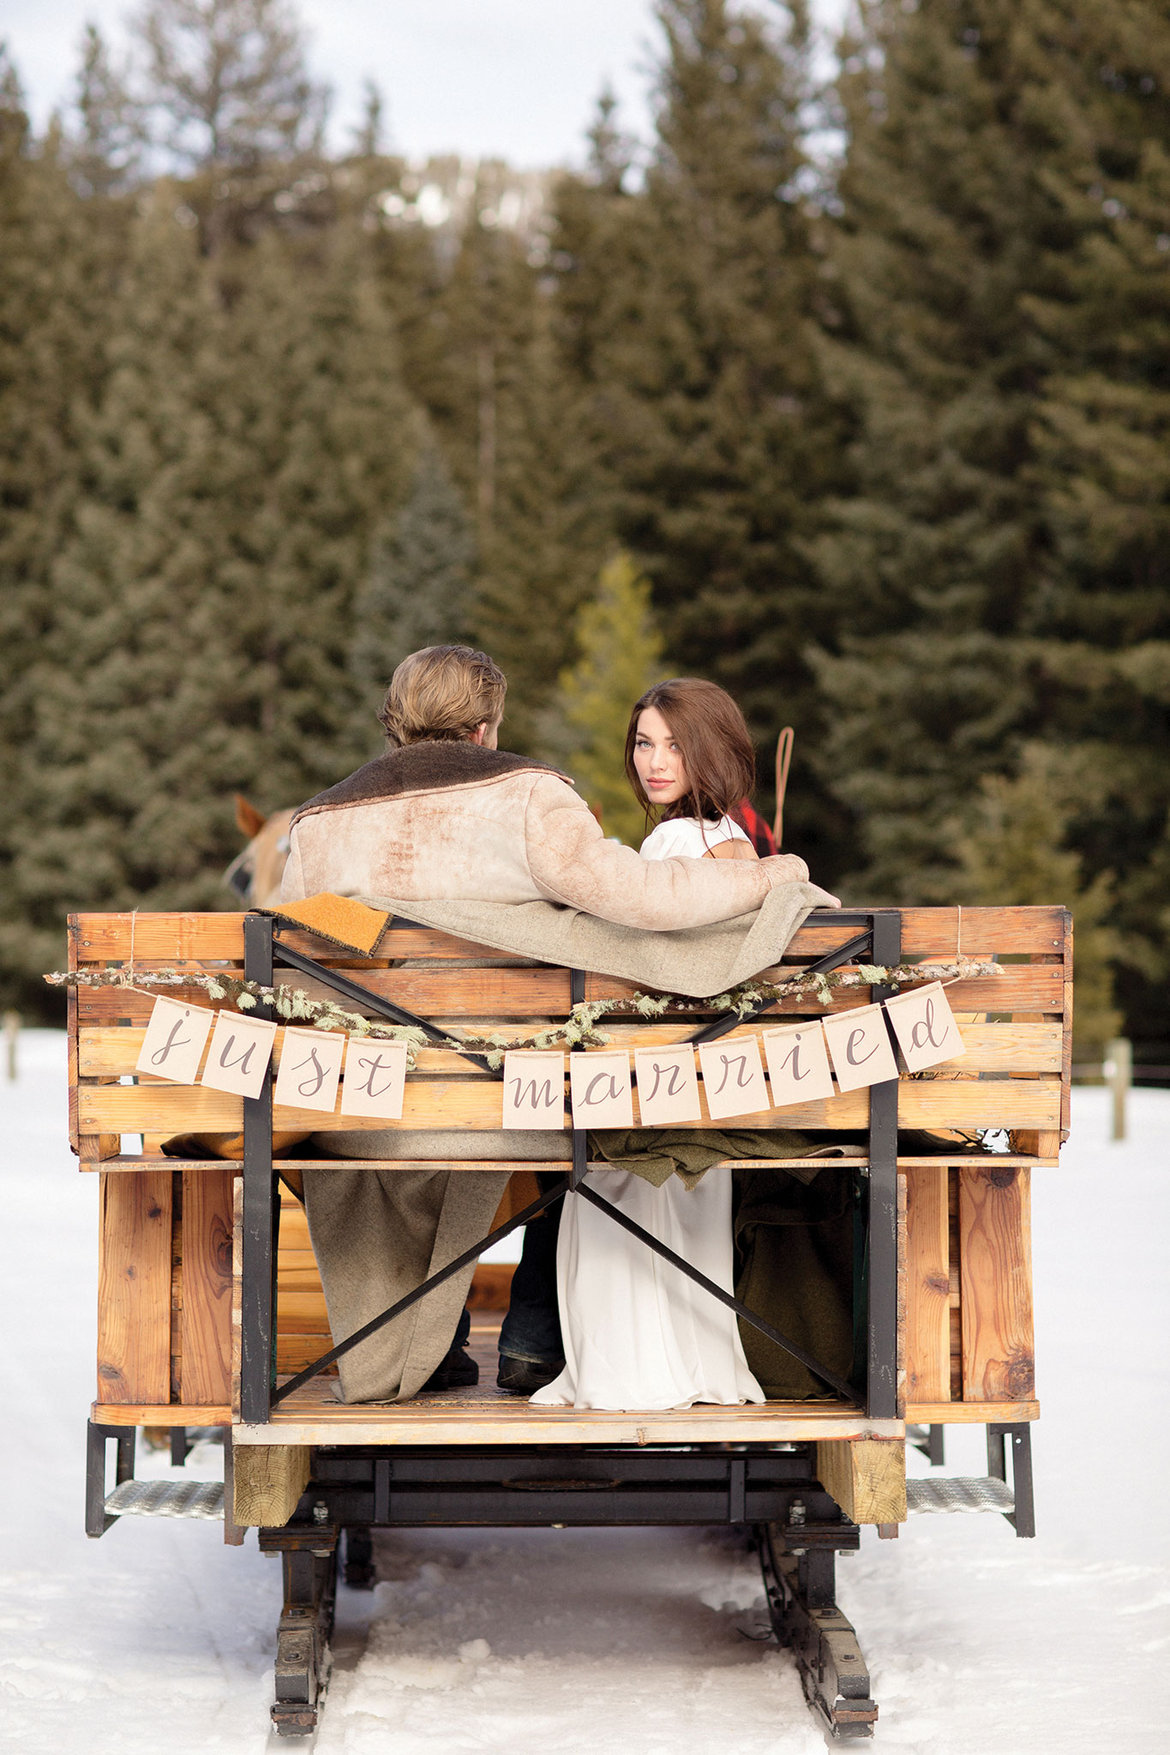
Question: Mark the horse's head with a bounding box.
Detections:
[223,796,297,908]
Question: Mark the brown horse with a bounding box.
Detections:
[223,796,296,907]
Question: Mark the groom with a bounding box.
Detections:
[282,644,816,1401]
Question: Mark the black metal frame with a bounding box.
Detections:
[238,908,904,1423]
[256,1443,876,1741]
[85,1422,136,1537]
[988,1422,1036,1537]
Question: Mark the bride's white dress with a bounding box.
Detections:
[530,814,766,1411]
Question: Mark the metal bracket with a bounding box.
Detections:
[988,1422,1036,1537]
[85,1421,136,1537]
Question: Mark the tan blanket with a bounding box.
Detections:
[359,879,834,997]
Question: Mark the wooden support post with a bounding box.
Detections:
[1105,1037,1131,1142]
[232,1444,312,1528]
[904,1164,950,1404]
[816,1439,906,1525]
[959,1166,1035,1402]
[97,1171,173,1403]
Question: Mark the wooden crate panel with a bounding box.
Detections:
[78,1072,1064,1137]
[78,1019,1065,1081]
[72,959,1066,1029]
[70,905,1070,967]
[179,1169,234,1405]
[903,1166,951,1403]
[97,1171,173,1404]
[959,1166,1035,1401]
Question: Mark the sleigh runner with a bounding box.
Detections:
[71,903,1068,1741]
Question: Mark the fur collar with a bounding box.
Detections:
[294,741,568,820]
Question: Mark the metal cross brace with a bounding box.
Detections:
[266,923,875,1409]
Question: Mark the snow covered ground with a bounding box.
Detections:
[1,1029,1167,1755]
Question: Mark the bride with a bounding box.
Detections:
[531,677,769,1411]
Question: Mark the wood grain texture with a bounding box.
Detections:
[232,1443,311,1527]
[816,1439,907,1524]
[903,1166,952,1404]
[96,1170,173,1403]
[960,1166,1035,1401]
[905,1399,1038,1424]
[69,904,1069,964]
[179,1169,234,1405]
[78,1073,1063,1134]
[77,1019,1065,1080]
[73,961,1068,1028]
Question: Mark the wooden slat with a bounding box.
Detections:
[78,1073,1065,1135]
[69,905,1071,966]
[73,960,1066,1026]
[77,1019,1065,1080]
[97,1171,173,1404]
[179,1169,234,1406]
[905,1399,1039,1424]
[903,1166,951,1404]
[959,1166,1035,1401]
[90,1402,231,1426]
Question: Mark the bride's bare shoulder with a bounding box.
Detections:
[704,838,758,861]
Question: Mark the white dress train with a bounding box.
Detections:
[530,814,766,1411]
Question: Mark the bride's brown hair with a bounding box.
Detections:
[624,678,756,823]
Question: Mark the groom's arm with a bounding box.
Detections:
[522,775,814,930]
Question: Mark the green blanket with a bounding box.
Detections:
[591,1127,864,1189]
[733,1163,858,1401]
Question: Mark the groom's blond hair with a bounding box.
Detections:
[379,645,507,745]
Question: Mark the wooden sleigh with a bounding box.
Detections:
[71,903,1070,1741]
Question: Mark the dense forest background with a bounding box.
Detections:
[2,0,1167,1058]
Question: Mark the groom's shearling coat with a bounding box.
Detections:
[284,740,797,927]
[281,740,819,1406]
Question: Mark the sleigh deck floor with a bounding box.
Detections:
[228,1321,897,1445]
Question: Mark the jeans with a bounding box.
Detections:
[497,1171,565,1366]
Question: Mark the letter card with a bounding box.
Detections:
[200,1009,278,1098]
[697,1037,769,1121]
[821,1004,898,1093]
[762,1021,835,1106]
[883,980,966,1073]
[633,1045,701,1126]
[568,1051,634,1127]
[136,996,214,1084]
[274,1027,345,1113]
[340,1037,408,1118]
[502,1051,565,1130]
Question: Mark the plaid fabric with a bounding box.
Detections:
[730,799,777,857]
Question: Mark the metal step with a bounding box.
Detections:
[907,1475,1014,1515]
[104,1479,225,1520]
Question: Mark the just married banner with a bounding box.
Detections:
[134,980,965,1126]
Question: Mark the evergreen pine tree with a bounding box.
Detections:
[133,0,329,172]
[0,53,128,1008]
[547,1,852,864]
[809,0,1071,900]
[10,195,415,994]
[812,0,1170,1049]
[557,553,665,844]
[949,746,1122,1056]
[349,438,475,696]
[67,22,142,197]
[1022,1,1170,1048]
